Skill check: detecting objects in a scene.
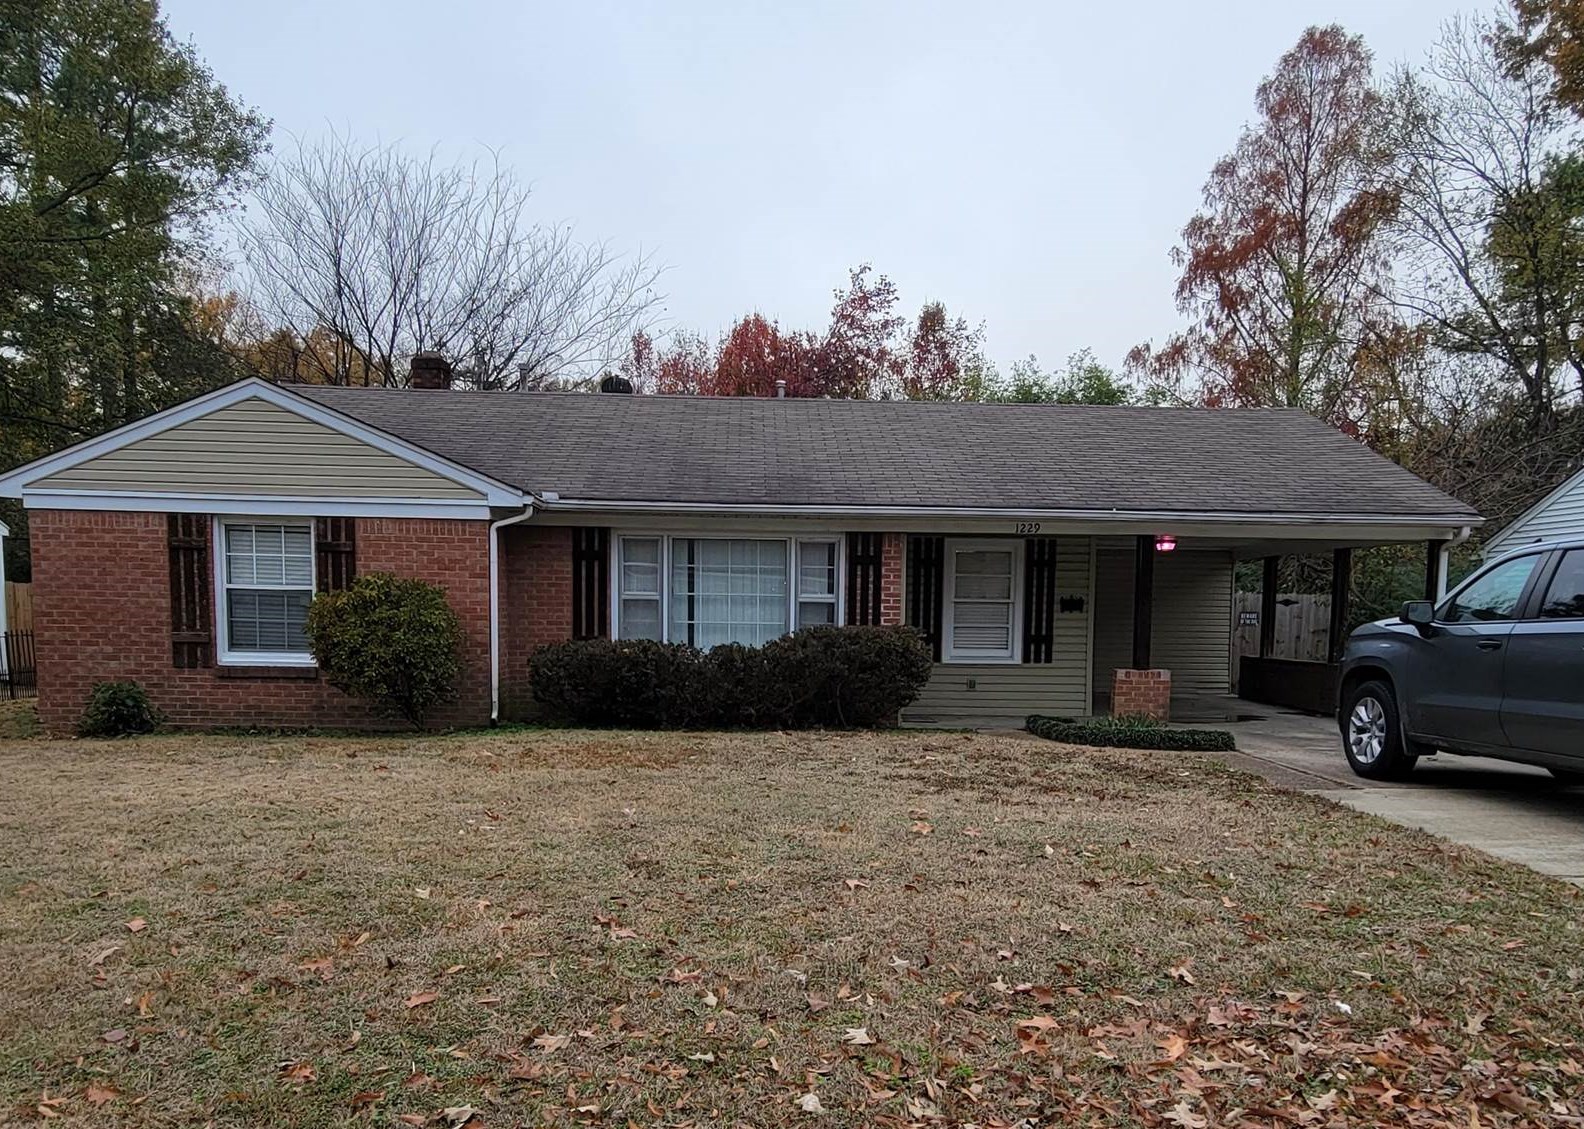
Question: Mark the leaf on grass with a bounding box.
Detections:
[298,957,334,980]
[403,991,438,1009]
[349,1089,384,1110]
[441,1106,477,1126]
[1162,1098,1208,1128]
[101,1028,127,1044]
[84,1084,118,1106]
[278,1061,316,1084]
[1168,961,1196,985]
[842,1027,875,1045]
[533,1032,572,1052]
[124,918,147,934]
[910,821,933,835]
[1157,1033,1188,1061]
[798,1092,825,1114]
[687,1051,715,1063]
[89,946,121,966]
[413,887,431,900]
[843,878,868,891]
[806,992,829,1014]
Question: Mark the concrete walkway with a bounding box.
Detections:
[1205,710,1584,885]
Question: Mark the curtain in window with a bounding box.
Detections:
[670,539,789,649]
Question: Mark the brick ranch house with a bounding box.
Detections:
[0,360,1480,731]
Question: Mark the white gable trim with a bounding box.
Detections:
[0,378,526,507]
[19,490,496,519]
[1483,463,1584,556]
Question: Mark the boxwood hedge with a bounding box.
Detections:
[1025,714,1236,751]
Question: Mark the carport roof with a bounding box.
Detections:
[293,386,1481,523]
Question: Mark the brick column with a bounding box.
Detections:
[879,533,904,626]
[1111,668,1171,720]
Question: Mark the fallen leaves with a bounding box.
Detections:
[797,1092,824,1114]
[402,990,438,1009]
[123,918,146,934]
[83,1084,118,1106]
[841,1027,875,1045]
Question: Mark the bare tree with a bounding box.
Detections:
[1388,11,1583,427]
[235,133,663,388]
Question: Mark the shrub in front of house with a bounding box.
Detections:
[79,680,163,737]
[528,625,932,729]
[305,572,464,727]
[1025,713,1236,752]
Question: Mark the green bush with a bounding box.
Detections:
[528,625,932,729]
[305,572,464,726]
[79,680,162,737]
[1025,714,1236,752]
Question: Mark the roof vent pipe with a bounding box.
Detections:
[775,379,787,399]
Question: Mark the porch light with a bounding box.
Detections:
[1155,534,1177,552]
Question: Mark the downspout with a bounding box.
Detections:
[488,505,536,725]
[1436,525,1473,601]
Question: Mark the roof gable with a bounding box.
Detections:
[1484,464,1584,552]
[0,379,524,509]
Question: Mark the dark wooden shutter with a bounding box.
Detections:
[845,533,884,626]
[906,535,945,662]
[315,518,357,593]
[168,514,213,669]
[572,528,610,639]
[1022,537,1059,663]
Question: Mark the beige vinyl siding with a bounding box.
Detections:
[34,399,485,499]
[903,537,1091,723]
[1092,540,1234,700]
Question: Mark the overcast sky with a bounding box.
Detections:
[165,0,1469,375]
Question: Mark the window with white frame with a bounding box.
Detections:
[943,539,1020,662]
[615,535,840,648]
[218,520,315,663]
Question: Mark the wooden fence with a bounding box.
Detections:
[1233,592,1331,662]
[3,583,29,634]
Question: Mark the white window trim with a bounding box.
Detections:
[212,516,318,667]
[941,537,1023,664]
[611,531,845,646]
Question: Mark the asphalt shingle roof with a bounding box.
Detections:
[294,386,1479,521]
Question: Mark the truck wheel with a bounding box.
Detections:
[1341,680,1418,781]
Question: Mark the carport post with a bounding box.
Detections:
[1328,547,1352,664]
[1259,557,1278,659]
[1132,534,1154,670]
[1423,540,1439,602]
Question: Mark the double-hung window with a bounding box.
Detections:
[217,520,316,664]
[614,535,841,647]
[942,539,1020,662]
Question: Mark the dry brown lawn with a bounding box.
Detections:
[1,722,1582,1128]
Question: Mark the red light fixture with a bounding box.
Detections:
[1155,534,1177,552]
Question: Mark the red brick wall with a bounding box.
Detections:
[1111,668,1172,721]
[879,533,904,626]
[30,510,491,732]
[498,525,577,719]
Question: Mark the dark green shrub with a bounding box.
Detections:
[79,680,162,737]
[305,572,464,726]
[528,625,932,730]
[765,625,935,728]
[1025,714,1235,751]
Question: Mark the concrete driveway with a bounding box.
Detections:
[1211,710,1584,886]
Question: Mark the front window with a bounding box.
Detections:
[943,539,1020,661]
[615,535,840,647]
[1440,553,1540,624]
[218,520,315,662]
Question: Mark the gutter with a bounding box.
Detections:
[530,496,1482,528]
[487,504,536,725]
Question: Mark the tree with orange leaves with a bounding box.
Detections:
[1130,26,1406,427]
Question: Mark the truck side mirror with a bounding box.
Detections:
[1400,600,1434,631]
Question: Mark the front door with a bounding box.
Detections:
[1408,552,1545,750]
[1501,548,1584,760]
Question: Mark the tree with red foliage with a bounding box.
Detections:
[903,301,988,400]
[814,265,906,398]
[1130,26,1406,427]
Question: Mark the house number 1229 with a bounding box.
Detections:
[1015,521,1042,534]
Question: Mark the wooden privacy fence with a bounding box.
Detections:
[1233,592,1331,662]
[4,583,32,633]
